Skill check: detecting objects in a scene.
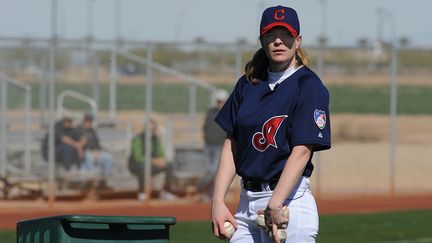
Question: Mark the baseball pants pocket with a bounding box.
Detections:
[230,188,275,243]
[284,189,319,243]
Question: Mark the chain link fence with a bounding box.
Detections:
[0,37,432,200]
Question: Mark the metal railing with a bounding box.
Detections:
[0,74,32,176]
[57,90,98,122]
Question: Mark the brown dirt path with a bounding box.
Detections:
[1,194,432,230]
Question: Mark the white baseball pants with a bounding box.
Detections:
[230,176,318,243]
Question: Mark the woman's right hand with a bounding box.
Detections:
[211,200,237,240]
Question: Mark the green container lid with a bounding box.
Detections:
[17,214,177,243]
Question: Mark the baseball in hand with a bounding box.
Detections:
[272,228,287,242]
[276,206,289,241]
[256,214,265,227]
[256,206,289,241]
[224,221,236,238]
[282,205,289,217]
[276,228,287,241]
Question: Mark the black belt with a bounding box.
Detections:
[242,178,278,192]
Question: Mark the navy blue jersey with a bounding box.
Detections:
[215,66,331,181]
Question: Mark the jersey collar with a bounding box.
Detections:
[267,65,303,91]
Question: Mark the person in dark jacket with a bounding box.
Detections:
[197,89,228,200]
[42,116,83,170]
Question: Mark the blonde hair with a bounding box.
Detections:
[295,47,309,67]
[244,46,309,84]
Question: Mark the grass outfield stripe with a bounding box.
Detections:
[317,210,432,243]
[377,238,432,243]
[5,83,432,114]
[1,209,431,243]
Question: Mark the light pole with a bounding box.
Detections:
[376,9,384,45]
[0,76,6,178]
[144,44,153,203]
[315,0,327,200]
[174,11,184,42]
[87,0,99,107]
[109,0,121,119]
[377,7,398,197]
[317,0,327,74]
[86,0,95,38]
[48,0,58,208]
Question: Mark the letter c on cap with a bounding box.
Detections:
[274,9,285,20]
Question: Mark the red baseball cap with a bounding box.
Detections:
[260,5,300,37]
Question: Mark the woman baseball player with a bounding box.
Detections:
[211,5,331,243]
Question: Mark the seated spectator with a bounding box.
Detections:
[128,119,177,201]
[75,113,114,190]
[41,116,83,171]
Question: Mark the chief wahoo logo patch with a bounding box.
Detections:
[252,115,287,152]
[314,109,326,130]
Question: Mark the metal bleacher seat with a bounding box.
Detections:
[169,146,206,195]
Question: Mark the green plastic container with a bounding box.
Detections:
[16,215,177,243]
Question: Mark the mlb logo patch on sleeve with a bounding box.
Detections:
[314,109,326,130]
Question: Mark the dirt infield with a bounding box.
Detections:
[1,194,432,230]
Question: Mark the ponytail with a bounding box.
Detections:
[244,48,269,84]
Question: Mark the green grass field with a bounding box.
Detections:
[3,209,432,243]
[6,83,432,114]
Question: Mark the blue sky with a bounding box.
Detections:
[0,0,431,47]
